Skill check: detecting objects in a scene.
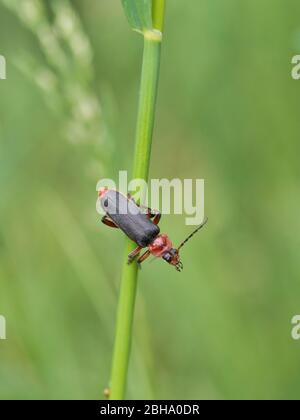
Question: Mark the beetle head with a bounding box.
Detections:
[162,218,208,272]
[162,249,183,272]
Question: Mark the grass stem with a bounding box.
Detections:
[109,1,166,401]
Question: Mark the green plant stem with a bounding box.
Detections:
[152,0,166,32]
[132,34,162,184]
[109,4,165,401]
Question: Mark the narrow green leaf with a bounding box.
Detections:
[122,0,153,33]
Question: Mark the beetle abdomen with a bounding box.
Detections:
[101,190,160,248]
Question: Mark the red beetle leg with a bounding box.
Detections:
[128,246,143,264]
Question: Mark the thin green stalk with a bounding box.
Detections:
[109,1,166,401]
[152,0,166,32]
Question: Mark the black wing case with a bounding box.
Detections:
[101,191,160,248]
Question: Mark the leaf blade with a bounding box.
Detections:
[122,0,153,33]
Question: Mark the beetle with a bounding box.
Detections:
[98,188,208,272]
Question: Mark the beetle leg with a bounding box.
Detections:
[127,246,142,264]
[137,250,151,266]
[144,208,162,225]
[101,215,119,229]
[149,211,161,225]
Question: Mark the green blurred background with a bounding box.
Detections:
[1,0,300,400]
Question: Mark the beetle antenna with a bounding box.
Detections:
[177,217,208,251]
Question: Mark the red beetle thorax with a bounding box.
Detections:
[149,234,173,257]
